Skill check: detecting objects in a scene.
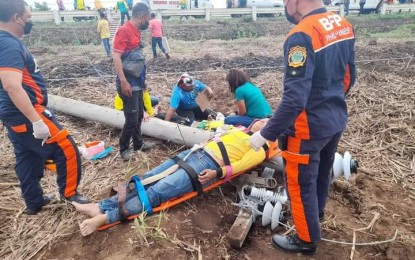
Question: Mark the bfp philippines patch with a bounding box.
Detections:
[288,46,307,68]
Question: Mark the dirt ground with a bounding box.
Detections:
[0,17,414,260]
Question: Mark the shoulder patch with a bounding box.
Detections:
[285,45,308,79]
[288,46,307,68]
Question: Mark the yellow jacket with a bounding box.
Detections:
[143,90,154,116]
[205,130,267,177]
[114,91,154,116]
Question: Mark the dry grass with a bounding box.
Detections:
[0,31,414,260]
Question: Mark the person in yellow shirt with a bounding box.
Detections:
[97,12,110,56]
[73,119,273,236]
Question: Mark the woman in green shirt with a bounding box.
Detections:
[225,69,272,127]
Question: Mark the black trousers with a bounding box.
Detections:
[119,90,144,153]
[176,106,209,123]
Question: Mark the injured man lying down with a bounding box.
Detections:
[73,119,272,236]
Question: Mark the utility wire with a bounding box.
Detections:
[69,24,112,86]
[44,55,414,82]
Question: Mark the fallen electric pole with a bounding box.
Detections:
[47,94,213,147]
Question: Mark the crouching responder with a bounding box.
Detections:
[73,119,275,236]
[0,0,90,215]
[164,73,214,124]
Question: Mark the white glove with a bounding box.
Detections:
[249,131,267,151]
[32,119,50,145]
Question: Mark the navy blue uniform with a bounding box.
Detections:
[0,31,82,211]
[260,9,356,242]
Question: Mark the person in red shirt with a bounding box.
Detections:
[149,13,169,59]
[113,2,153,161]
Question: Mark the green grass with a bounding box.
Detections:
[132,210,168,247]
[370,23,415,38]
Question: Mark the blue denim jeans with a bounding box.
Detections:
[98,149,219,223]
[224,115,256,127]
[151,37,166,58]
[102,38,110,56]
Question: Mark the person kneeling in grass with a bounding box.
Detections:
[73,119,271,236]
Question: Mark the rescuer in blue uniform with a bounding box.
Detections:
[0,0,90,215]
[249,0,356,255]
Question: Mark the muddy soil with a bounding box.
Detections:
[1,17,414,260]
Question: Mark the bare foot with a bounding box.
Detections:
[79,214,107,236]
[72,202,101,217]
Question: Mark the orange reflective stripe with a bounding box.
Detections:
[45,129,70,144]
[285,136,311,242]
[281,151,309,164]
[34,104,45,114]
[343,64,351,93]
[45,160,57,172]
[22,68,44,105]
[39,113,78,197]
[266,141,282,159]
[11,124,27,133]
[294,110,310,140]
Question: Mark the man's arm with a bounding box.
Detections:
[0,71,42,123]
[164,107,176,121]
[199,144,266,184]
[260,33,315,142]
[203,86,214,99]
[113,52,132,97]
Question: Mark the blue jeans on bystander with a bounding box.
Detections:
[151,37,167,58]
[102,38,111,56]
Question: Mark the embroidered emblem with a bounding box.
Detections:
[288,46,307,68]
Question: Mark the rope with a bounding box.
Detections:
[69,24,112,86]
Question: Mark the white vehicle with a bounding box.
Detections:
[246,0,284,7]
[149,0,213,10]
[227,0,284,17]
[229,0,284,8]
[331,0,384,14]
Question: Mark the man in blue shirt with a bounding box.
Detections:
[164,73,213,123]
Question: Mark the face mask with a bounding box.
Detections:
[139,20,149,30]
[23,20,33,35]
[284,6,299,25]
[18,16,33,35]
